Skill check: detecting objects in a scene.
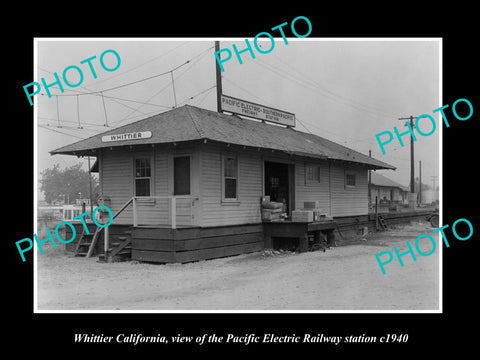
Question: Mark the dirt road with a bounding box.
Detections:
[36,221,439,311]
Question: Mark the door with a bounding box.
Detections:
[264,161,293,214]
[173,155,192,226]
[173,156,190,195]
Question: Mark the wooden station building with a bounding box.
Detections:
[51,101,395,263]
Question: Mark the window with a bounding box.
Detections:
[223,156,238,200]
[269,176,279,188]
[135,158,151,196]
[345,173,356,187]
[173,156,191,195]
[306,165,320,182]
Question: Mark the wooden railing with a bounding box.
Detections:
[85,197,134,257]
[91,196,195,257]
[132,195,195,229]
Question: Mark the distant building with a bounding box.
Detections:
[369,172,409,206]
[62,204,85,221]
[420,188,439,205]
[37,201,63,221]
[38,199,92,221]
[75,198,91,206]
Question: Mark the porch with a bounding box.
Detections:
[263,219,337,252]
[66,195,264,263]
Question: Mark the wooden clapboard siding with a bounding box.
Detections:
[175,197,193,226]
[199,147,263,227]
[167,147,200,227]
[294,160,331,215]
[134,148,169,225]
[101,148,172,225]
[153,148,169,224]
[101,149,133,224]
[330,162,368,216]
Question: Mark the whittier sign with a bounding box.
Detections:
[220,94,296,127]
[101,131,152,143]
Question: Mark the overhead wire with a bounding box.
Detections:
[253,58,396,120]
[223,76,415,164]
[177,85,217,107]
[267,51,397,117]
[108,45,214,127]
[223,73,414,160]
[196,86,216,106]
[38,43,415,167]
[38,116,111,129]
[39,45,214,98]
[39,72,155,129]
[40,60,191,97]
[222,77,314,134]
[37,49,204,128]
[38,45,216,132]
[40,87,173,109]
[38,124,87,139]
[80,42,191,88]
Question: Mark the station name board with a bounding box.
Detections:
[101,131,152,143]
[220,95,295,127]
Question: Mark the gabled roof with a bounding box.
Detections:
[51,105,395,170]
[370,172,406,190]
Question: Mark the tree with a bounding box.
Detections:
[40,163,99,205]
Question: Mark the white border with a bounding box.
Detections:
[33,37,442,314]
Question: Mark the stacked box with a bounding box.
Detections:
[261,197,285,221]
[303,201,329,221]
[292,210,314,222]
[304,201,322,210]
[262,209,283,221]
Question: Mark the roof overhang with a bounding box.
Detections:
[49,105,396,171]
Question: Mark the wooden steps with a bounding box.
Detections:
[73,198,134,261]
[377,214,388,230]
[74,227,102,258]
[98,230,132,263]
[74,226,132,262]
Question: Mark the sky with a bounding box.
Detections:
[35,38,440,199]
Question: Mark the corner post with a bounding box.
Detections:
[171,197,177,230]
[133,197,137,227]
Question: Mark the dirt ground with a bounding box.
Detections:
[36,220,440,311]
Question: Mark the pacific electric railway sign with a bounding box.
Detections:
[220,94,296,128]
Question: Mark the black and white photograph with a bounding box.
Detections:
[7,7,478,355]
[33,38,441,312]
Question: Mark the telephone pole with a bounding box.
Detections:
[431,175,438,203]
[215,41,223,113]
[398,115,417,193]
[368,150,372,203]
[419,160,422,205]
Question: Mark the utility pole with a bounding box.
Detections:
[419,160,422,205]
[215,41,223,113]
[87,156,94,217]
[431,175,438,204]
[368,150,372,204]
[398,115,417,193]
